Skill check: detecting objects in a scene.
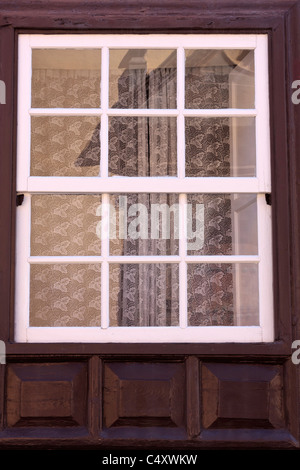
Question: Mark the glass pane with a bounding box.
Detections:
[185,117,256,177]
[186,194,258,255]
[31,49,101,108]
[109,194,179,256]
[108,116,177,176]
[110,264,179,326]
[30,264,101,326]
[31,116,100,176]
[109,49,177,108]
[187,263,259,326]
[31,195,102,256]
[185,49,254,109]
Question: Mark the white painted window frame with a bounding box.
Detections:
[15,34,273,343]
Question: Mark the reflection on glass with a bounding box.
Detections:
[109,194,179,256]
[31,195,102,256]
[109,116,177,176]
[31,49,101,108]
[30,264,101,326]
[109,264,179,326]
[186,194,257,255]
[31,116,100,176]
[185,49,255,109]
[109,49,177,108]
[187,263,259,326]
[185,117,256,177]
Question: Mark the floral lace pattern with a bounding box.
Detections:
[30,61,238,327]
[30,264,101,327]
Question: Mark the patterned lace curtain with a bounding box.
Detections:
[109,65,180,326]
[31,60,234,327]
[185,65,234,326]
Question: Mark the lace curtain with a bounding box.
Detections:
[30,63,234,327]
[107,65,233,326]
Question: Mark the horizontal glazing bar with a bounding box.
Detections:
[25,177,261,194]
[29,108,257,117]
[30,108,102,115]
[28,255,259,264]
[28,256,103,264]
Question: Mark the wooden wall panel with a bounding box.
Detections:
[6,362,87,427]
[103,362,186,438]
[202,363,284,430]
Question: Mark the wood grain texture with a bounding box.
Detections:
[103,362,186,436]
[6,362,88,427]
[202,363,285,429]
[0,0,299,450]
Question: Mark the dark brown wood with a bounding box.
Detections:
[202,363,284,429]
[186,356,200,438]
[0,24,15,344]
[0,0,299,451]
[6,362,88,428]
[0,1,292,32]
[88,355,101,437]
[102,361,186,438]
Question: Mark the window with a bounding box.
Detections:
[15,34,273,343]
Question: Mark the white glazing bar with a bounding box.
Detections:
[28,256,103,264]
[29,108,102,116]
[177,47,185,180]
[107,108,179,116]
[255,35,271,192]
[25,326,263,343]
[179,193,188,329]
[257,194,274,341]
[183,109,257,117]
[100,46,109,178]
[186,255,260,263]
[15,194,31,342]
[107,256,180,263]
[17,35,32,191]
[28,34,257,50]
[27,176,260,194]
[101,193,110,329]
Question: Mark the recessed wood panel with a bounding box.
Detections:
[6,363,87,427]
[103,362,186,434]
[202,363,284,429]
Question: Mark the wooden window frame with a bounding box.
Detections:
[0,1,298,361]
[0,0,299,452]
[15,33,273,344]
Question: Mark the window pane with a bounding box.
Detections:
[31,195,102,256]
[187,263,259,326]
[185,117,256,177]
[31,116,100,176]
[109,194,179,255]
[110,264,179,326]
[109,49,177,108]
[185,49,254,109]
[186,194,258,255]
[30,264,101,326]
[109,116,177,176]
[31,49,101,108]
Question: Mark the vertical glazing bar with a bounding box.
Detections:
[257,194,274,341]
[100,46,109,178]
[17,35,31,190]
[177,47,187,328]
[15,195,31,341]
[101,193,110,329]
[179,193,188,328]
[177,47,185,179]
[255,35,271,192]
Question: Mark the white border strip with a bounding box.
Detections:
[25,177,261,194]
[24,325,263,343]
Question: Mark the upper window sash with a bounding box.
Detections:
[17,34,271,193]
